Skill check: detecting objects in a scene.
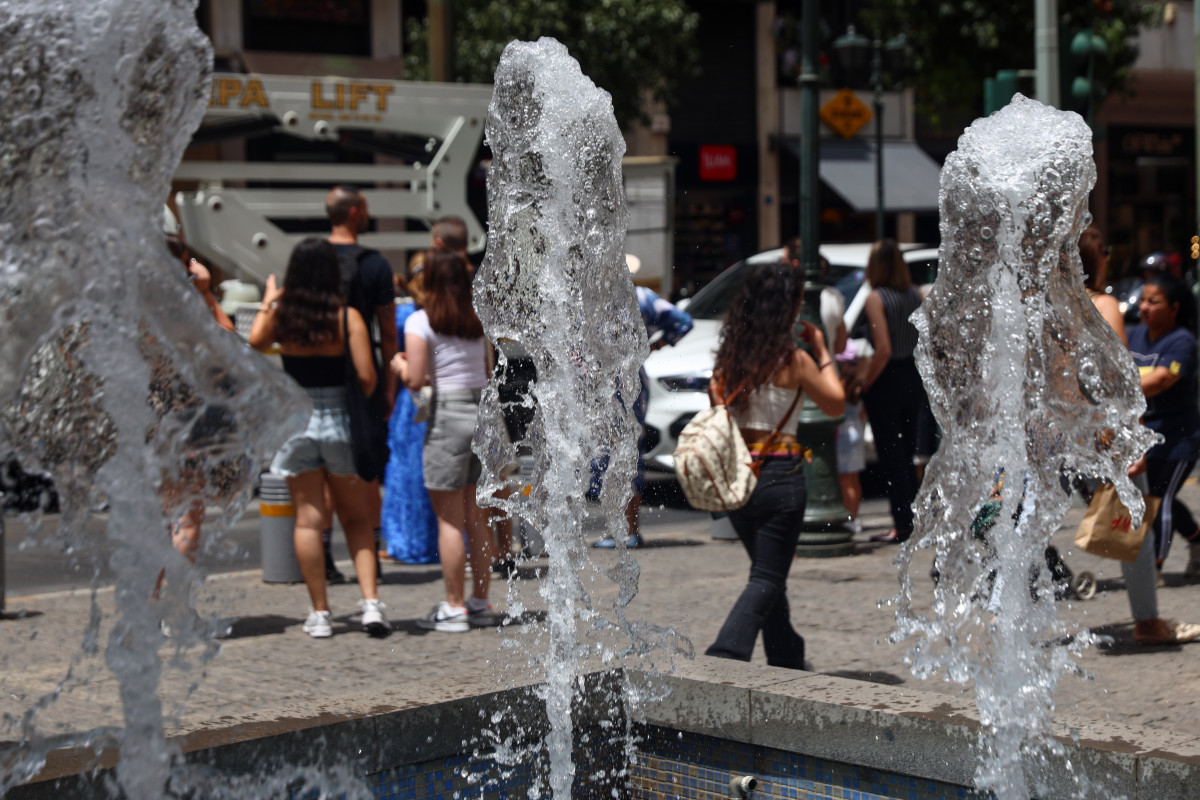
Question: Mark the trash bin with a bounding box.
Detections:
[513,456,546,558]
[259,473,303,583]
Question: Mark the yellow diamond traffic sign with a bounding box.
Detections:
[820,88,873,139]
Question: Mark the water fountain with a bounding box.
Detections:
[2,2,1199,796]
[472,37,693,799]
[896,93,1158,799]
[0,0,309,795]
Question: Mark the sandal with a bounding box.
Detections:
[1133,618,1200,645]
[869,529,909,544]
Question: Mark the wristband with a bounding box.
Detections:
[818,360,833,370]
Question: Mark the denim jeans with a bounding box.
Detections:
[705,456,807,669]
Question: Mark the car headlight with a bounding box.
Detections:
[658,372,711,393]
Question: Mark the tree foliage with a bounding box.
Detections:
[404,0,700,129]
[859,0,1162,122]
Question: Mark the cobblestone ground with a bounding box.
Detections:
[2,482,1199,749]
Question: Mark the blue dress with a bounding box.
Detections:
[381,301,439,563]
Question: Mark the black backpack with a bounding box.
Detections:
[334,243,391,480]
[335,244,375,335]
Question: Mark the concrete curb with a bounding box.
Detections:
[9,661,1200,799]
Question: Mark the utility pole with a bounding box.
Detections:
[1035,0,1060,107]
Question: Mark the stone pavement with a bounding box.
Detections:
[2,480,1200,757]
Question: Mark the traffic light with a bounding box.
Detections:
[983,69,1033,115]
[1061,28,1108,133]
[1191,235,1198,261]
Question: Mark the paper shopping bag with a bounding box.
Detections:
[1074,483,1160,563]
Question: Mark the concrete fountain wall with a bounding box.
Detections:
[8,661,1199,800]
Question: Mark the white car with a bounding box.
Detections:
[641,244,938,478]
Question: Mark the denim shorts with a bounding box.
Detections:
[271,386,358,477]
[423,389,483,491]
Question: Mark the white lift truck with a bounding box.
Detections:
[174,72,676,295]
[173,72,493,286]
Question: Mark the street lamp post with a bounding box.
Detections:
[832,27,905,240]
[799,0,819,276]
[793,0,854,555]
[870,36,885,239]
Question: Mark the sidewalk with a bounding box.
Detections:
[2,481,1199,753]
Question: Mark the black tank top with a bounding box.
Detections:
[281,354,344,388]
[876,286,922,360]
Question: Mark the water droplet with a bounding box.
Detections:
[32,217,55,239]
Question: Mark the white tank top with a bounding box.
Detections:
[403,309,487,390]
[730,383,803,433]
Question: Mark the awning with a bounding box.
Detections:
[782,138,943,213]
[819,139,942,213]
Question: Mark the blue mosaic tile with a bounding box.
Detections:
[631,725,978,800]
[353,720,983,800]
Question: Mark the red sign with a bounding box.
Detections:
[699,145,737,182]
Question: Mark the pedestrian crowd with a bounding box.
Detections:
[170,194,1200,658]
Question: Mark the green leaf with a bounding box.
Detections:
[405,0,699,128]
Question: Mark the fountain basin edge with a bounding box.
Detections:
[6,660,1199,799]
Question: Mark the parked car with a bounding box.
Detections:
[641,244,938,479]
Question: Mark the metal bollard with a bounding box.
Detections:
[258,473,303,583]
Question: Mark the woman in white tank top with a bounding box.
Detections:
[704,262,844,669]
[394,250,497,632]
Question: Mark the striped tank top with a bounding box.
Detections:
[875,286,922,361]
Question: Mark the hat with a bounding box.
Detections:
[625,253,641,275]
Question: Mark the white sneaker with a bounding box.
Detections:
[843,518,862,536]
[359,599,390,637]
[416,601,469,633]
[302,609,333,638]
[467,597,502,628]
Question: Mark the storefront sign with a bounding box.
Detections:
[207,76,395,114]
[699,145,737,182]
[1115,127,1190,158]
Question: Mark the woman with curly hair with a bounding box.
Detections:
[249,237,388,639]
[705,263,844,669]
